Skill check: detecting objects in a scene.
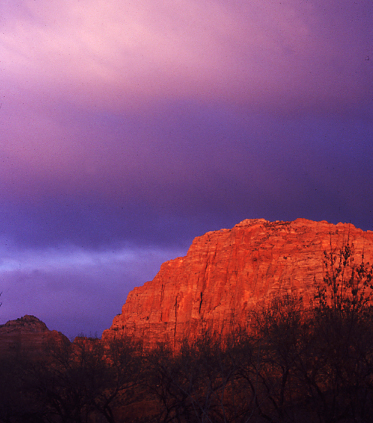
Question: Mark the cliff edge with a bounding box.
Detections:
[103,218,373,347]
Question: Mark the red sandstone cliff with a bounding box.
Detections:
[102,219,373,348]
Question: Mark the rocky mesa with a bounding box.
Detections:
[103,218,373,348]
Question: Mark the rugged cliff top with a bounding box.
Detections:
[0,315,69,355]
[0,315,49,334]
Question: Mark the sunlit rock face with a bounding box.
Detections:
[103,219,373,348]
[0,315,69,355]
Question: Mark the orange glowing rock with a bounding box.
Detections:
[103,219,373,348]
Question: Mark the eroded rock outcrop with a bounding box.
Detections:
[0,314,69,355]
[103,218,373,348]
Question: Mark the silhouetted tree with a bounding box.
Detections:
[0,348,46,423]
[246,293,310,422]
[298,242,373,423]
[22,335,144,423]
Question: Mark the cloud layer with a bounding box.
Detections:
[2,0,371,110]
[1,0,372,336]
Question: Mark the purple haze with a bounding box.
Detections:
[0,0,372,338]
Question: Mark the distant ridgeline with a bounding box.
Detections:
[0,315,68,355]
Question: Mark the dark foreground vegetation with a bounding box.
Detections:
[1,244,373,423]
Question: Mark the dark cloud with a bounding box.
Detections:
[1,104,373,251]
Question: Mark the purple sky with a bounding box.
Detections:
[1,0,372,338]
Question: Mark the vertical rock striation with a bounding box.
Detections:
[103,219,373,348]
